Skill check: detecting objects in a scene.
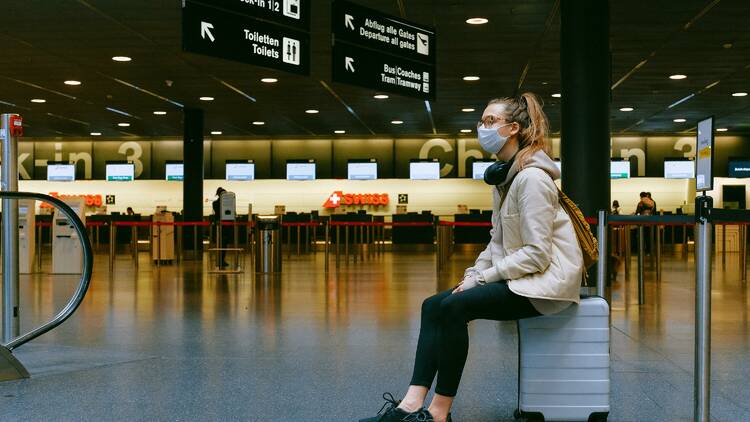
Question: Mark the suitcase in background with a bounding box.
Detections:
[514,296,610,422]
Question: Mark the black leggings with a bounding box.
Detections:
[409,281,541,397]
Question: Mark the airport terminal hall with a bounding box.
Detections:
[2,0,750,421]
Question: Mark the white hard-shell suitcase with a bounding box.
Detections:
[514,296,610,422]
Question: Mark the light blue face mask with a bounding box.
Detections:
[477,123,511,154]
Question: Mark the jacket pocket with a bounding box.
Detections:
[501,213,523,250]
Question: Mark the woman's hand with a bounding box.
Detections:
[452,271,485,294]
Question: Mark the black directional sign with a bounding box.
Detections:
[199,0,310,30]
[331,0,436,100]
[182,0,310,75]
[332,42,435,100]
[332,0,435,65]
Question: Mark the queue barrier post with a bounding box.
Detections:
[694,195,713,422]
[638,225,645,305]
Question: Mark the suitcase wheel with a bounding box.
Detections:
[513,409,544,421]
[588,412,609,422]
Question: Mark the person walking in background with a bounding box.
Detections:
[212,187,231,267]
[611,200,620,215]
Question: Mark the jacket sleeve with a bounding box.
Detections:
[480,169,557,282]
[466,186,500,273]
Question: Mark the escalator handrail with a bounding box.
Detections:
[0,191,93,351]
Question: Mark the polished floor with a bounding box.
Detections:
[1,245,749,421]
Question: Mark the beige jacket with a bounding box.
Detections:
[468,150,583,314]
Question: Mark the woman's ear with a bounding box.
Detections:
[509,122,521,137]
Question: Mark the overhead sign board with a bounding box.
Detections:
[201,0,310,30]
[695,116,714,192]
[332,0,435,64]
[182,0,310,75]
[331,0,436,100]
[332,42,435,100]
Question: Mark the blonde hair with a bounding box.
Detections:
[488,92,551,168]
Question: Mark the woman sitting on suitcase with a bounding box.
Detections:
[360,93,583,422]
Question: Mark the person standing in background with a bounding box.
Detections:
[611,200,620,215]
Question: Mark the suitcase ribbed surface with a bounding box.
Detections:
[518,297,610,421]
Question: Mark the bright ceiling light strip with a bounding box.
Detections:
[213,77,257,103]
[112,78,184,108]
[1,76,77,100]
[45,112,90,126]
[319,80,375,135]
[667,93,695,109]
[106,107,139,119]
[424,100,437,135]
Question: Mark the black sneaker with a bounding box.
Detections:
[359,392,413,422]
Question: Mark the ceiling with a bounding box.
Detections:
[0,0,748,138]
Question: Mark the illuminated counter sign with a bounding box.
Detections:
[323,191,389,208]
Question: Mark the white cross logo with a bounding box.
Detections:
[329,193,341,206]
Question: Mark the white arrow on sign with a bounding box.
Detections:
[345,14,355,30]
[345,57,355,72]
[201,22,215,42]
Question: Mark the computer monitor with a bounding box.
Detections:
[105,161,135,181]
[165,161,184,181]
[347,159,377,180]
[47,162,75,181]
[472,160,495,180]
[409,160,440,180]
[664,158,695,179]
[225,160,255,181]
[286,160,316,181]
[728,158,750,178]
[610,159,630,179]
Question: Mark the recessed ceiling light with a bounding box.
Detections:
[551,93,561,98]
[305,109,319,114]
[463,76,480,81]
[731,92,748,97]
[334,130,346,134]
[391,120,403,125]
[466,18,488,25]
[211,131,222,135]
[619,107,634,112]
[199,96,214,101]
[460,129,472,133]
[112,56,132,62]
[374,94,389,99]
[252,121,265,126]
[669,74,687,80]
[90,132,102,136]
[673,118,686,123]
[153,111,167,115]
[261,78,278,83]
[64,80,81,86]
[717,128,728,132]
[461,108,475,112]
[117,123,130,127]
[30,98,46,103]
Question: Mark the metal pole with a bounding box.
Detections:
[2,113,21,341]
[742,225,747,282]
[656,226,662,281]
[694,207,712,422]
[638,225,645,305]
[624,225,631,279]
[324,221,329,271]
[596,210,607,297]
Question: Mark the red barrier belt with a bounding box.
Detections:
[437,221,492,227]
[281,222,321,227]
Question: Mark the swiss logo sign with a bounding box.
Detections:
[323,191,389,208]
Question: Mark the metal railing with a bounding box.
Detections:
[1,192,93,351]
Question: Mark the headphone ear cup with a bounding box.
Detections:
[483,161,511,185]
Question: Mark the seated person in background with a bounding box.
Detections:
[126,207,135,216]
[635,192,655,215]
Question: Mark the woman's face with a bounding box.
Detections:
[480,102,519,161]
